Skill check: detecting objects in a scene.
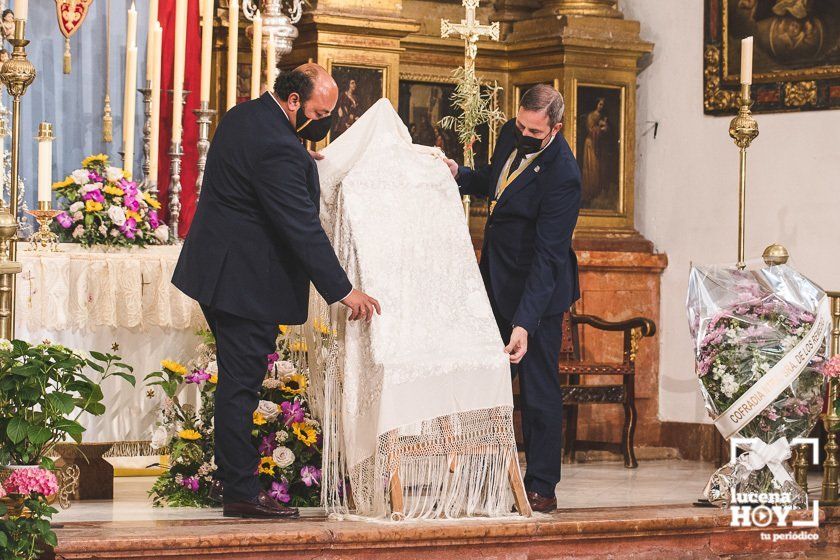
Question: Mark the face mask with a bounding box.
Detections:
[514,127,549,155]
[295,106,333,142]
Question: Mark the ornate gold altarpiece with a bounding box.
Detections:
[209,1,684,459]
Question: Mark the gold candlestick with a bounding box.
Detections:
[728,84,759,270]
[822,291,840,505]
[0,202,19,340]
[26,202,60,252]
[0,18,36,340]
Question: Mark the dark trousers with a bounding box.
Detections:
[493,300,564,498]
[200,304,277,503]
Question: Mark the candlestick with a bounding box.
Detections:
[171,0,188,143]
[168,89,189,241]
[149,23,162,195]
[36,122,53,203]
[200,0,214,103]
[145,0,158,82]
[740,36,753,85]
[103,0,113,143]
[26,203,59,252]
[123,45,138,172]
[227,0,240,110]
[728,83,759,270]
[194,101,216,202]
[0,205,20,340]
[139,84,152,190]
[250,11,262,99]
[821,292,840,506]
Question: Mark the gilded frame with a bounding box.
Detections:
[704,0,840,114]
[325,59,389,145]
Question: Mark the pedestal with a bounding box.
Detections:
[53,443,115,500]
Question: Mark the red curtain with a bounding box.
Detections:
[157,0,202,237]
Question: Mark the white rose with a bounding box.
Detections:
[71,225,85,239]
[256,400,280,422]
[150,426,170,450]
[275,360,296,377]
[206,360,218,375]
[108,205,127,226]
[106,166,124,182]
[153,225,170,243]
[69,201,84,213]
[272,446,295,468]
[71,169,90,185]
[0,338,12,351]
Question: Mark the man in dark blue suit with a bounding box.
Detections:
[443,85,581,512]
[173,64,380,518]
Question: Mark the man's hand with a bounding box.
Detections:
[340,289,382,322]
[442,157,459,178]
[504,326,528,364]
[308,149,324,161]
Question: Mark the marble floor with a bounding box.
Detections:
[52,459,812,523]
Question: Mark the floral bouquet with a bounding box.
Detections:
[0,467,59,559]
[51,154,169,247]
[687,264,830,507]
[144,327,322,508]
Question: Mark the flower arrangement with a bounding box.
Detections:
[2,468,59,498]
[0,468,58,560]
[145,327,322,508]
[51,154,169,247]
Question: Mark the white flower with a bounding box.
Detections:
[256,400,280,422]
[275,430,289,443]
[153,225,170,243]
[782,335,798,351]
[71,224,85,239]
[110,228,120,237]
[71,169,90,185]
[98,224,108,235]
[150,426,170,450]
[272,446,295,468]
[108,205,127,226]
[206,360,218,376]
[0,338,12,351]
[106,166,125,182]
[275,360,296,377]
[720,374,740,399]
[72,211,83,221]
[69,201,84,213]
[82,182,103,194]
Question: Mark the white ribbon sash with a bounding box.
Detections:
[714,296,830,440]
[740,437,793,485]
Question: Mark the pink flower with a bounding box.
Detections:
[300,465,321,487]
[179,476,199,492]
[259,435,277,456]
[56,212,74,229]
[270,480,290,503]
[82,189,105,203]
[281,401,305,426]
[119,217,138,239]
[124,195,140,212]
[185,369,211,384]
[824,355,840,379]
[148,210,160,229]
[2,467,59,497]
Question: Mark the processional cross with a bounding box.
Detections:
[441,0,500,218]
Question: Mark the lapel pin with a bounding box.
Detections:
[534,166,540,173]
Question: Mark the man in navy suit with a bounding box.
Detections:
[173,64,380,518]
[443,84,581,512]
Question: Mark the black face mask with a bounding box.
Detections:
[295,106,333,142]
[513,126,548,155]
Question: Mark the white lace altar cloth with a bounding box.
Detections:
[15,243,203,444]
[308,99,519,519]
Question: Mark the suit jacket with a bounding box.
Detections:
[172,92,352,324]
[456,119,581,335]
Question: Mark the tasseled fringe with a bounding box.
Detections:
[104,440,166,458]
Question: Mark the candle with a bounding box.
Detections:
[123,46,138,172]
[150,24,163,182]
[172,0,188,142]
[250,12,262,100]
[265,33,276,92]
[37,123,54,203]
[199,0,214,103]
[145,0,158,82]
[227,0,239,110]
[740,36,753,85]
[14,0,26,21]
[126,2,137,58]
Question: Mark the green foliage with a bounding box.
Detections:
[0,496,58,560]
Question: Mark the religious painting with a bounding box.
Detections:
[397,81,490,167]
[237,62,252,105]
[574,84,624,214]
[705,0,840,114]
[329,65,385,142]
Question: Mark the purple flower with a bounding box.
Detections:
[120,217,137,239]
[269,481,290,503]
[124,195,140,212]
[56,212,74,229]
[122,180,138,197]
[185,369,211,384]
[88,171,102,183]
[281,401,305,426]
[148,210,160,229]
[180,476,199,492]
[300,465,321,487]
[259,435,277,456]
[82,189,105,203]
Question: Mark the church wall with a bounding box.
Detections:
[621,0,840,424]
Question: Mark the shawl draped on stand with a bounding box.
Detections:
[305,99,523,520]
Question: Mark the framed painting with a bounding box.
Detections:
[573,83,625,215]
[397,80,491,167]
[328,63,386,143]
[705,0,840,114]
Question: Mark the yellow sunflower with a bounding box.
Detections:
[82,153,109,167]
[161,359,188,376]
[292,422,317,446]
[253,411,267,426]
[209,374,218,384]
[85,200,103,213]
[281,373,308,396]
[278,325,289,335]
[179,429,201,440]
[125,210,143,222]
[143,192,162,209]
[258,456,276,475]
[52,176,74,190]
[104,185,125,196]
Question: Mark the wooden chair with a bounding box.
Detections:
[558,310,656,468]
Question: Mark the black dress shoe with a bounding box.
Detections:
[209,479,224,505]
[223,490,300,519]
[526,491,557,513]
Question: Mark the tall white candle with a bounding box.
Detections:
[199,0,214,103]
[740,36,753,85]
[150,24,163,182]
[172,0,188,142]
[123,46,138,172]
[126,2,137,58]
[145,0,158,82]
[227,0,239,110]
[266,33,276,93]
[37,123,53,203]
[14,0,27,21]
[250,12,262,100]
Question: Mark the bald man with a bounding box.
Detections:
[173,64,380,518]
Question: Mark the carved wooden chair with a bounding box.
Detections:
[558,310,656,468]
